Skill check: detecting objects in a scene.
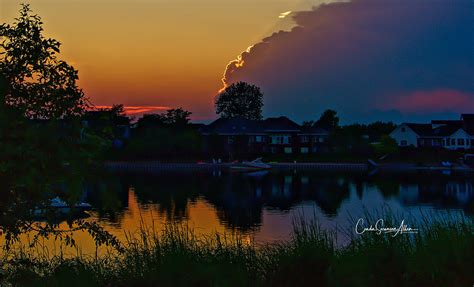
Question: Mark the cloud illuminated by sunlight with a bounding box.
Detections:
[219,45,254,93]
[278,11,292,19]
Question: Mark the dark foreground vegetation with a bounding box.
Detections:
[2,215,473,287]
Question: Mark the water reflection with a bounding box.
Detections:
[7,170,472,255]
[85,171,473,234]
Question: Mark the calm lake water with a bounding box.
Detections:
[8,170,474,255]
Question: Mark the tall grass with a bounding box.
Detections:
[1,213,473,287]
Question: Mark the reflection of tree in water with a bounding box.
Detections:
[84,174,129,223]
[308,176,351,217]
[372,178,400,198]
[128,173,201,222]
[96,171,474,233]
[199,172,354,228]
[200,173,264,231]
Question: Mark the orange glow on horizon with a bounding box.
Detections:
[1,0,322,120]
[92,105,171,116]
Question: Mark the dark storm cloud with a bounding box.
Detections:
[222,0,474,123]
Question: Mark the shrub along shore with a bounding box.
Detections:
[1,214,473,287]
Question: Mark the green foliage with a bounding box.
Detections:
[329,125,372,154]
[374,134,399,155]
[0,4,117,251]
[1,215,472,286]
[117,108,198,160]
[315,109,339,129]
[124,127,202,160]
[325,120,396,156]
[135,107,192,128]
[163,107,192,126]
[215,81,264,120]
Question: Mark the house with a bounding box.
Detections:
[390,114,474,149]
[199,116,330,157]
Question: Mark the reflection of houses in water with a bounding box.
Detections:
[271,176,292,198]
[92,172,474,233]
[398,180,474,213]
[399,184,419,205]
[204,172,353,229]
[445,181,473,205]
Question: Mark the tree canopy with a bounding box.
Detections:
[0,4,116,250]
[215,82,263,120]
[136,108,192,128]
[315,109,339,129]
[0,4,87,120]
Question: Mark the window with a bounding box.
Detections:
[446,138,450,146]
[300,136,309,143]
[400,140,407,146]
[228,137,234,144]
[319,137,325,143]
[312,147,318,153]
[271,135,290,144]
[270,147,277,154]
[249,136,255,143]
[401,127,406,132]
[300,147,309,154]
[451,138,456,145]
[458,138,465,146]
[255,136,263,143]
[284,147,292,154]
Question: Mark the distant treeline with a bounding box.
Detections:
[101,106,398,161]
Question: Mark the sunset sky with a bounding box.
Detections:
[1,0,473,123]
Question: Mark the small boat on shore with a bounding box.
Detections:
[33,197,92,217]
[50,197,92,210]
[231,158,271,171]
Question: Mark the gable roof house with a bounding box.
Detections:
[199,116,330,157]
[390,115,474,149]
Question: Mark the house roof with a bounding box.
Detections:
[403,121,466,137]
[461,114,474,135]
[404,123,433,136]
[461,114,474,121]
[433,124,464,137]
[431,120,463,125]
[300,125,329,135]
[263,116,300,132]
[200,116,329,135]
[200,117,263,135]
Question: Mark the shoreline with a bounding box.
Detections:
[105,161,474,173]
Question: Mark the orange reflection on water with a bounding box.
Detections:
[0,188,258,257]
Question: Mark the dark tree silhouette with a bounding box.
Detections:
[0,5,119,250]
[163,108,192,126]
[215,81,263,120]
[136,107,192,128]
[0,4,87,119]
[315,109,339,129]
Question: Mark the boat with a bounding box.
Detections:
[231,158,271,170]
[50,197,92,210]
[33,197,92,217]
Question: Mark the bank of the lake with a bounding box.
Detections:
[105,161,474,173]
[2,216,473,287]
